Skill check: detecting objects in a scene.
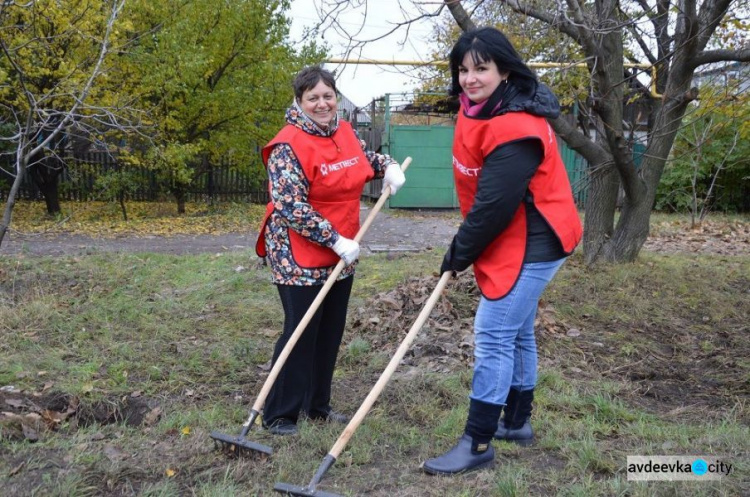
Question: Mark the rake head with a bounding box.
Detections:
[273,482,342,497]
[210,430,273,457]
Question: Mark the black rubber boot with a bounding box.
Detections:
[422,434,495,475]
[494,388,534,446]
[422,399,502,475]
[264,418,298,436]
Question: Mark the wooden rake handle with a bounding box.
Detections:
[251,157,413,414]
[328,270,453,458]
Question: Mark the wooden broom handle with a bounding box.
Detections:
[328,271,453,458]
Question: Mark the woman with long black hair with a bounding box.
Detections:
[422,27,582,475]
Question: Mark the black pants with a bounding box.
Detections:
[263,276,354,426]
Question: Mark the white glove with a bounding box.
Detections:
[332,235,360,266]
[381,162,406,196]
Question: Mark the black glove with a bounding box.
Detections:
[440,241,457,277]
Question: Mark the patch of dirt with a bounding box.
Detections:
[0,389,162,442]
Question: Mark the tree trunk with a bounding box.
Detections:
[604,194,652,261]
[119,192,128,221]
[582,163,619,264]
[28,154,64,215]
[174,187,187,214]
[0,157,27,249]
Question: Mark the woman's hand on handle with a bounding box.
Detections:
[333,236,360,266]
[440,242,458,277]
[382,162,406,195]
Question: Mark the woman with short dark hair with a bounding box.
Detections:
[256,65,406,435]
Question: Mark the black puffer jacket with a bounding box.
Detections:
[442,80,566,274]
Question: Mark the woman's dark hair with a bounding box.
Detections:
[293,65,337,101]
[449,27,537,96]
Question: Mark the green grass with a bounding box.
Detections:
[1,246,748,496]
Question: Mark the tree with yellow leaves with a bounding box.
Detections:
[0,0,140,248]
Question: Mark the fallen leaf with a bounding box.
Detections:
[41,409,71,429]
[21,423,39,442]
[261,328,279,338]
[143,407,162,426]
[103,445,128,462]
[566,328,582,337]
[8,461,25,477]
[4,398,24,409]
[381,295,402,309]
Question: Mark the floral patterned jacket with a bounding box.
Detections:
[263,102,395,285]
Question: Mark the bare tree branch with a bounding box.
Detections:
[443,0,476,31]
[691,47,750,68]
[695,0,734,48]
[502,0,584,45]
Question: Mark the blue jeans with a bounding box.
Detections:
[470,258,566,405]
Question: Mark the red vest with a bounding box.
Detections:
[255,121,373,268]
[453,111,582,299]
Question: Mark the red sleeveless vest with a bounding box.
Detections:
[255,121,373,268]
[453,111,582,299]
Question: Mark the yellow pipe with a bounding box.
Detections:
[325,58,662,98]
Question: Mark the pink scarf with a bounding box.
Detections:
[459,92,504,117]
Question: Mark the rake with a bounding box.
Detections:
[210,157,412,457]
[274,271,453,495]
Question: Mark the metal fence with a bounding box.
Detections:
[0,151,270,204]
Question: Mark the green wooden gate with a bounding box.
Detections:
[384,125,457,208]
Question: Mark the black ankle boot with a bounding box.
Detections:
[422,434,495,475]
[494,388,534,446]
[423,399,502,475]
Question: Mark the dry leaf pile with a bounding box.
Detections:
[349,272,578,374]
[645,219,750,255]
[0,389,78,442]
